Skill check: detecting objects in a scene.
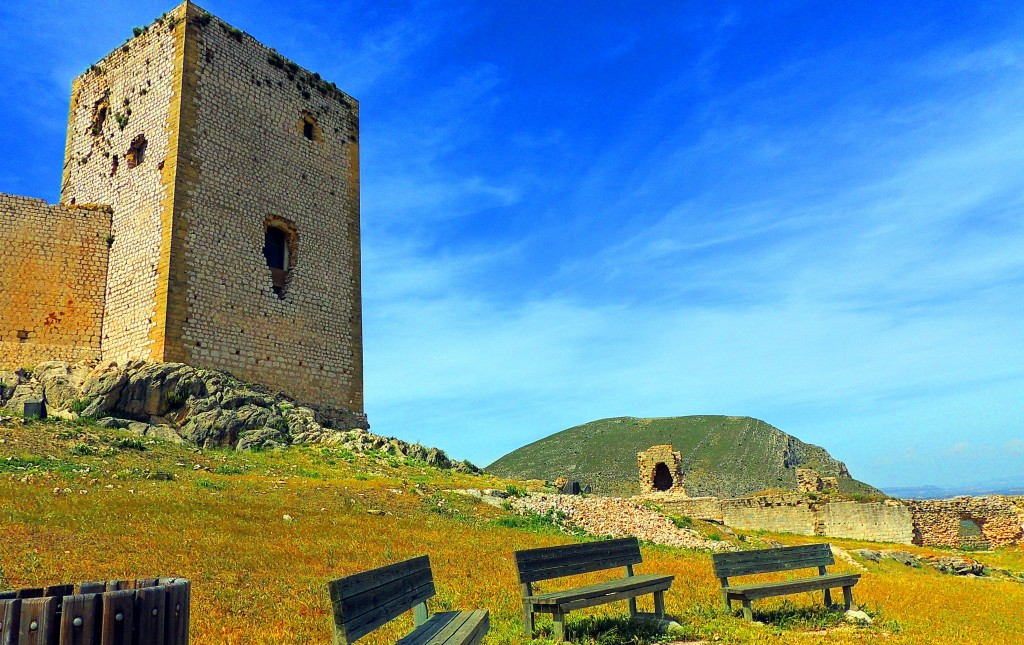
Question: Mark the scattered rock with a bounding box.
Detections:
[844,609,873,624]
[852,549,881,563]
[885,550,920,567]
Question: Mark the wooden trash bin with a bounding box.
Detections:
[0,577,190,644]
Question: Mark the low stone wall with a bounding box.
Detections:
[821,501,914,543]
[721,494,818,536]
[906,496,1024,548]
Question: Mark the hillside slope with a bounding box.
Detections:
[486,415,879,498]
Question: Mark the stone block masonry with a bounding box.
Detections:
[3,2,366,425]
[0,194,111,367]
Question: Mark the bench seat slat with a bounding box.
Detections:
[528,574,674,606]
[397,610,489,645]
[724,573,861,601]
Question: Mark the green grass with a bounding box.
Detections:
[486,415,880,498]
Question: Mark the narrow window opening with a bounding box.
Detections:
[125,134,147,168]
[298,111,321,142]
[263,217,297,300]
[263,226,288,270]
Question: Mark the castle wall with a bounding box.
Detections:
[0,194,111,367]
[169,6,363,418]
[60,9,185,363]
[721,494,818,536]
[820,501,913,543]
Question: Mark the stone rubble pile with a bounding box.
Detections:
[0,359,478,472]
[511,493,735,551]
[853,549,992,577]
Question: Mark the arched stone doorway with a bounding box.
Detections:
[652,463,673,491]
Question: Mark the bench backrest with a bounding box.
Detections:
[514,537,642,585]
[712,543,834,581]
[328,556,435,645]
[0,578,190,645]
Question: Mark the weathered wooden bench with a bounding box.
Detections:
[328,555,489,645]
[712,543,860,621]
[514,537,674,642]
[0,577,190,644]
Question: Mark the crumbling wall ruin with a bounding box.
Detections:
[637,444,686,495]
[796,468,838,493]
[907,496,1024,548]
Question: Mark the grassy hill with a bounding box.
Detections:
[486,415,880,498]
[1,417,1023,644]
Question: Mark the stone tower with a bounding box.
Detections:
[637,444,687,495]
[59,2,363,422]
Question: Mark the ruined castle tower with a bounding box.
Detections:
[2,2,363,422]
[637,444,687,495]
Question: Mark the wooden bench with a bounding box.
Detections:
[514,537,674,642]
[0,577,190,644]
[328,555,489,645]
[712,543,860,621]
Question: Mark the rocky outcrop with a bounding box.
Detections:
[0,359,479,472]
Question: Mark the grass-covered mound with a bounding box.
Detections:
[487,416,879,498]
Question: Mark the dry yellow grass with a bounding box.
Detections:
[1,419,1022,644]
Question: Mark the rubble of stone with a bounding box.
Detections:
[852,549,1024,580]
[0,359,478,472]
[510,493,734,551]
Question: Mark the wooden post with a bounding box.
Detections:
[551,607,566,642]
[521,583,534,637]
[413,602,428,627]
[625,565,637,616]
[818,566,832,606]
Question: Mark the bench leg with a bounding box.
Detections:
[721,590,731,612]
[843,586,853,611]
[653,590,666,618]
[628,597,637,617]
[741,599,753,622]
[552,608,566,642]
[522,602,534,637]
[823,588,832,607]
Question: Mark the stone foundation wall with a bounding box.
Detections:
[0,194,111,368]
[637,444,686,495]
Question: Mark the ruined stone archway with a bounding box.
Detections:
[637,444,687,495]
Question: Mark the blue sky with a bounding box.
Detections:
[2,1,1022,488]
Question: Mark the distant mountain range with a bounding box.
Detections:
[883,479,1024,499]
[486,415,881,498]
